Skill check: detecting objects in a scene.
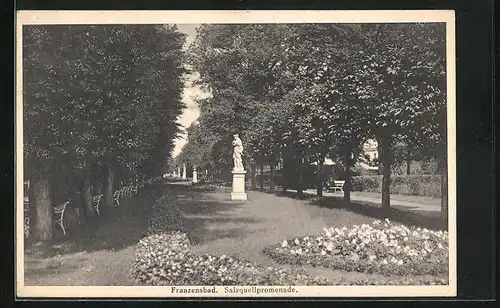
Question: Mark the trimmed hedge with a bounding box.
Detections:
[351,175,441,198]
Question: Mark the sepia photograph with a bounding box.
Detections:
[16,10,456,298]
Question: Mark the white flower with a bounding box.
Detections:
[438,243,444,249]
[368,255,377,261]
[320,250,327,256]
[403,237,409,241]
[397,260,404,265]
[294,238,300,245]
[381,259,388,265]
[281,240,288,248]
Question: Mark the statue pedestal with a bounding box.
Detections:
[230,169,247,201]
[182,164,187,180]
[192,170,198,183]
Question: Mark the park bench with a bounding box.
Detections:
[327,180,346,193]
[24,206,30,239]
[122,186,130,199]
[54,201,69,235]
[113,189,122,206]
[130,184,138,196]
[93,194,103,215]
[23,181,30,238]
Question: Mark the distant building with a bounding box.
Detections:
[354,139,379,171]
[362,139,379,161]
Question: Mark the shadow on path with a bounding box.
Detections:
[258,189,446,231]
[165,184,264,246]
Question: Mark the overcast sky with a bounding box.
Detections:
[172,24,210,158]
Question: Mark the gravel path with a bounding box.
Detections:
[176,186,411,281]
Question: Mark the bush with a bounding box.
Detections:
[263,219,448,278]
[351,175,441,198]
[147,196,185,234]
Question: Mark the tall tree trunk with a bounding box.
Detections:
[250,162,257,190]
[297,157,304,197]
[380,141,393,209]
[259,164,264,191]
[31,171,53,241]
[269,163,275,192]
[439,151,448,225]
[406,148,411,175]
[82,166,95,217]
[104,164,115,207]
[343,156,351,206]
[281,154,290,192]
[316,156,325,197]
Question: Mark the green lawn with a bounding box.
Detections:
[23,182,447,286]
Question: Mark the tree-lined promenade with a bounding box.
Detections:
[22,23,451,288]
[24,25,187,241]
[176,24,448,223]
[23,23,448,244]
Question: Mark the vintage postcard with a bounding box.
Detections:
[16,10,456,298]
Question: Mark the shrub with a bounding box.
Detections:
[263,219,448,277]
[147,196,185,234]
[351,175,441,198]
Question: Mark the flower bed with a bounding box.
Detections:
[130,230,448,286]
[130,231,331,286]
[263,219,448,277]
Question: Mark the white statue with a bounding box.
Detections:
[232,134,244,170]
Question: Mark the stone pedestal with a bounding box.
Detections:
[192,169,198,183]
[231,169,247,201]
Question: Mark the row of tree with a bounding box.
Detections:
[177,23,448,222]
[23,25,187,241]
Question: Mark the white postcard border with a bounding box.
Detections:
[15,10,456,298]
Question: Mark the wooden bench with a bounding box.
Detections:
[93,194,103,215]
[24,181,30,238]
[24,207,30,239]
[113,189,122,206]
[327,180,346,193]
[130,184,138,196]
[122,186,130,199]
[54,201,69,235]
